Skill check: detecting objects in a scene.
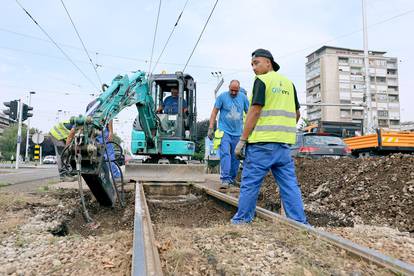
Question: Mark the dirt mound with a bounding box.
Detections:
[258,154,414,232]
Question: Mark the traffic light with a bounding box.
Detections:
[3,100,19,120]
[22,104,33,121]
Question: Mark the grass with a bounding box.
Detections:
[0,181,10,188]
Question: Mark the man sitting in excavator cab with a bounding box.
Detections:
[157,87,188,115]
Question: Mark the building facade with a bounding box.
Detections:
[306,46,400,130]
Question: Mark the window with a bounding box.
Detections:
[388,95,399,102]
[338,65,350,72]
[350,67,362,75]
[350,75,364,82]
[339,74,350,81]
[378,110,389,117]
[376,77,386,83]
[375,60,387,67]
[340,92,351,100]
[349,58,363,65]
[352,110,363,117]
[377,94,387,102]
[340,109,351,118]
[338,57,349,65]
[378,119,388,127]
[340,83,350,89]
[352,84,365,90]
[390,120,400,126]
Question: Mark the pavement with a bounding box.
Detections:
[0,166,59,191]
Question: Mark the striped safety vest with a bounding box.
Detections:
[248,71,297,145]
[50,120,71,141]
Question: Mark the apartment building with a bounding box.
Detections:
[305,46,400,130]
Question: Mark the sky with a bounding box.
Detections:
[1,0,414,150]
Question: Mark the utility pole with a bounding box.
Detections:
[15,99,23,169]
[25,91,35,161]
[362,0,373,134]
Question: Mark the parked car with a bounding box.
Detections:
[290,132,351,158]
[43,155,57,164]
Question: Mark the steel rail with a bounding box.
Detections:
[196,184,414,276]
[131,182,163,276]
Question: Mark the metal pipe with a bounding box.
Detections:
[15,100,23,169]
[362,0,373,133]
[24,92,35,162]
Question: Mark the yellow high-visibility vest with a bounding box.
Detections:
[213,129,224,150]
[49,120,71,141]
[248,71,297,144]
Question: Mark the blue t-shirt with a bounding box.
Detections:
[163,96,188,114]
[215,91,249,136]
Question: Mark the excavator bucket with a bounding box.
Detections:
[125,163,206,183]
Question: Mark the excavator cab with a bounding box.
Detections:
[131,72,197,163]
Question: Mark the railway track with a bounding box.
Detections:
[131,180,414,275]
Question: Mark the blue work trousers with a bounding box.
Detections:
[231,143,307,224]
[219,132,240,183]
[96,129,121,178]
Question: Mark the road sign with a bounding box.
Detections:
[32,132,44,144]
[34,144,41,161]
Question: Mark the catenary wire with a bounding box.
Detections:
[151,0,190,74]
[59,0,103,89]
[182,0,219,72]
[5,6,414,74]
[14,0,100,91]
[148,0,162,74]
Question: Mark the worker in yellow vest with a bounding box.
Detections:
[49,120,75,180]
[232,49,307,225]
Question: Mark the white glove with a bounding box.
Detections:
[235,139,247,160]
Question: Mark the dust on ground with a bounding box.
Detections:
[148,193,394,275]
[0,188,133,276]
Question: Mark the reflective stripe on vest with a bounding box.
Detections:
[248,71,297,145]
[50,120,71,140]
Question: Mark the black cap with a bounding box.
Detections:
[251,48,280,72]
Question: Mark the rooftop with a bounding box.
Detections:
[306,45,387,58]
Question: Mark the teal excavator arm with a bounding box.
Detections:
[71,70,159,146]
[65,70,162,207]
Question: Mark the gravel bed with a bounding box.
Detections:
[0,189,133,276]
[148,193,395,275]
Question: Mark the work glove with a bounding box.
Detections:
[235,139,247,160]
[207,128,214,140]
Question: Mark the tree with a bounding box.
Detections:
[193,119,210,160]
[0,124,49,161]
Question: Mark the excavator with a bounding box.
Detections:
[61,71,204,208]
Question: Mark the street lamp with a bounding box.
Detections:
[211,71,224,99]
[25,91,36,162]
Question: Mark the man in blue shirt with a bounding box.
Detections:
[208,80,249,189]
[157,88,188,115]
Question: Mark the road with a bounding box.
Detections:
[0,166,59,192]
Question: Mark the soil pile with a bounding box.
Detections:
[258,154,414,232]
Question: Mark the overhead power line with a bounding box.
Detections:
[59,0,103,89]
[4,6,413,75]
[14,0,99,91]
[151,0,190,74]
[183,0,219,72]
[148,0,162,74]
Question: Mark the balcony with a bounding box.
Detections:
[387,63,397,69]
